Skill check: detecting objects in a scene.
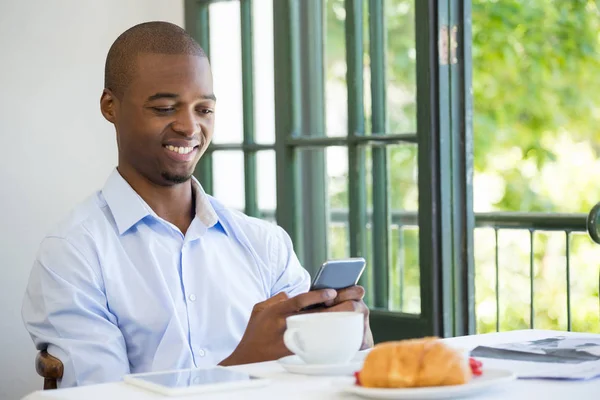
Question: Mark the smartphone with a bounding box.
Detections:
[302,258,366,311]
[310,257,366,291]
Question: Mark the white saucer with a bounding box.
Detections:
[338,368,516,399]
[278,352,367,376]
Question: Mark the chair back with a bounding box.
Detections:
[35,350,63,390]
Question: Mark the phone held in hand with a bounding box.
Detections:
[310,257,366,291]
[302,258,366,311]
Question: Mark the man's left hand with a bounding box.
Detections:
[315,285,374,350]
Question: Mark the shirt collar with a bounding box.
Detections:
[102,169,219,235]
[190,175,219,228]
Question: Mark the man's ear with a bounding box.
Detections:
[100,89,118,123]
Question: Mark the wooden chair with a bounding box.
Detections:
[35,350,63,390]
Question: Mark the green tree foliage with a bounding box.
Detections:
[473,0,600,212]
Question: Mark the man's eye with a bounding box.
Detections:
[199,109,214,115]
[153,107,175,114]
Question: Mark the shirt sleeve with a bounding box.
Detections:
[21,236,130,388]
[269,226,311,297]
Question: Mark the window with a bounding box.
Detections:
[186,0,473,341]
[186,0,600,340]
[184,0,599,339]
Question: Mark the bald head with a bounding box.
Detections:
[104,21,206,98]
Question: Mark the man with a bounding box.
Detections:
[22,21,372,388]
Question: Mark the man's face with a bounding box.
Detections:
[107,53,215,186]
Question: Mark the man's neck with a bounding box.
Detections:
[116,167,195,234]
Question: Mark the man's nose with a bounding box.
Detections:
[171,111,201,137]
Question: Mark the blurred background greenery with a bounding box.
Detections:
[324,0,600,333]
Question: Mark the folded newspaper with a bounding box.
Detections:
[470,336,600,380]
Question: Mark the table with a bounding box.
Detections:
[22,330,600,400]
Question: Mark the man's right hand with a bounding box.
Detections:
[218,289,337,366]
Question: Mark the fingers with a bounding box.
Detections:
[252,292,289,314]
[319,299,365,314]
[361,327,375,350]
[324,285,365,307]
[266,291,289,305]
[275,289,338,314]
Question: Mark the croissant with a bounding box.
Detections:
[357,337,471,388]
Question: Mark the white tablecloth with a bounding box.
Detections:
[22,330,600,400]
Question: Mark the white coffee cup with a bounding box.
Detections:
[283,311,364,365]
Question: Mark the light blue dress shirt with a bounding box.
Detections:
[22,169,310,388]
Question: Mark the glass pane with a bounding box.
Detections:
[210,2,243,144]
[253,0,276,144]
[365,219,374,307]
[387,144,419,314]
[363,0,372,135]
[389,143,418,210]
[212,151,244,210]
[295,146,350,275]
[327,146,350,258]
[325,0,348,137]
[257,150,276,219]
[329,224,349,259]
[365,146,373,210]
[295,147,351,259]
[385,0,416,133]
[328,146,349,209]
[389,227,420,313]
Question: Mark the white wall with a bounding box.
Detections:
[0,1,184,398]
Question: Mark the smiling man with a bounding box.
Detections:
[21,21,372,388]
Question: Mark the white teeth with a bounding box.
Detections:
[165,145,194,155]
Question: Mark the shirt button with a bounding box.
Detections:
[198,348,206,357]
[188,294,197,302]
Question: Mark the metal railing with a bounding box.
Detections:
[474,212,588,332]
[262,209,599,333]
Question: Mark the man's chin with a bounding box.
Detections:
[161,171,193,184]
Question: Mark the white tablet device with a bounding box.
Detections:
[124,367,270,396]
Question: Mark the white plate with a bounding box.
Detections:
[278,352,367,376]
[339,368,516,399]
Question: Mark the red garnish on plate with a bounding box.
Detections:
[354,371,362,386]
[469,357,483,376]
